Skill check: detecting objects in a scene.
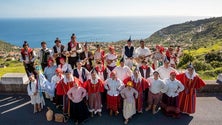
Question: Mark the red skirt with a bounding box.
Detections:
[106,94,120,111]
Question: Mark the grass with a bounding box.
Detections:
[0,60,25,78]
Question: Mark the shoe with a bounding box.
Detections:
[124,119,128,124]
[138,111,143,114]
[145,106,151,111]
[98,112,102,117]
[115,111,119,116]
[109,110,113,116]
[90,112,94,117]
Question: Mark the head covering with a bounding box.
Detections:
[140,39,145,43]
[54,37,61,43]
[59,57,65,62]
[96,44,100,48]
[187,62,194,69]
[153,70,159,74]
[164,57,170,63]
[170,71,177,76]
[28,72,34,77]
[71,33,76,38]
[120,57,124,63]
[55,68,62,73]
[23,41,29,47]
[127,36,132,42]
[65,69,72,74]
[109,46,114,51]
[84,42,88,47]
[126,81,134,87]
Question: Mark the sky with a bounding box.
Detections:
[0,0,221,18]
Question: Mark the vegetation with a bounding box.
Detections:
[0,59,25,77]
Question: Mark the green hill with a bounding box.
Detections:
[0,40,19,52]
[146,17,222,48]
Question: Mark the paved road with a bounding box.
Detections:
[0,94,222,125]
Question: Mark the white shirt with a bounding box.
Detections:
[38,48,52,63]
[105,78,124,96]
[148,77,167,94]
[164,78,184,97]
[113,66,132,81]
[106,53,117,67]
[58,63,73,74]
[155,66,178,80]
[51,74,64,88]
[27,80,37,96]
[135,47,151,58]
[76,67,89,83]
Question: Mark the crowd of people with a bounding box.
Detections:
[24,33,205,125]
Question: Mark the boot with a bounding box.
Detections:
[90,112,94,117]
[145,105,151,111]
[152,105,157,114]
[37,104,41,112]
[109,110,113,116]
[124,119,128,124]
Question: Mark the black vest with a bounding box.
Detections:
[124,46,134,58]
[139,67,151,79]
[53,45,65,53]
[73,68,87,82]
[41,49,50,64]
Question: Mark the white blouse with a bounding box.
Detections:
[104,78,124,96]
[164,78,184,97]
[147,77,167,94]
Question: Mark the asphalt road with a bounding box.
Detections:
[0,94,222,125]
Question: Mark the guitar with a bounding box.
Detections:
[135,54,153,63]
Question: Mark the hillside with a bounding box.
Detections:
[146,17,222,48]
[0,40,19,52]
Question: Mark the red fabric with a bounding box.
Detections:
[106,94,120,111]
[123,77,149,111]
[176,73,205,114]
[56,77,82,95]
[84,79,104,94]
[21,48,33,55]
[141,65,148,70]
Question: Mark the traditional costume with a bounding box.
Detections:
[38,42,52,71]
[146,71,167,114]
[122,36,135,69]
[113,58,132,81]
[67,85,89,124]
[120,81,138,124]
[176,64,205,114]
[52,38,66,66]
[94,44,105,65]
[104,72,124,116]
[84,72,104,117]
[123,70,149,113]
[105,46,117,71]
[79,43,94,71]
[161,71,184,118]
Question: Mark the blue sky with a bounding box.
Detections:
[0,0,221,18]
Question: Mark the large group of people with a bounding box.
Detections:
[24,34,205,125]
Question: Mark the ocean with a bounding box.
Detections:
[0,16,206,48]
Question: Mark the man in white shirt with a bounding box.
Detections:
[146,71,167,114]
[155,57,178,80]
[113,58,132,81]
[73,59,90,84]
[135,40,152,66]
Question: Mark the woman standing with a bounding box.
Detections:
[121,81,138,124]
[161,71,184,118]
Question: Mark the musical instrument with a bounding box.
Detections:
[135,54,152,63]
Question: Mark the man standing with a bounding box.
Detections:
[79,43,94,72]
[38,41,52,71]
[66,33,82,68]
[122,36,135,69]
[20,41,37,77]
[135,40,152,67]
[113,58,132,82]
[52,38,66,66]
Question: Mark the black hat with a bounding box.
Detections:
[187,62,194,69]
[54,37,61,43]
[23,41,29,47]
[71,33,76,38]
[84,42,88,47]
[127,36,132,42]
[65,69,72,74]
[120,57,124,63]
[164,57,170,63]
[153,71,159,74]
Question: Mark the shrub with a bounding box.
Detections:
[177,53,194,68]
[192,60,213,71]
[210,61,222,68]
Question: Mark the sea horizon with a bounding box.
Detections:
[0,16,211,48]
